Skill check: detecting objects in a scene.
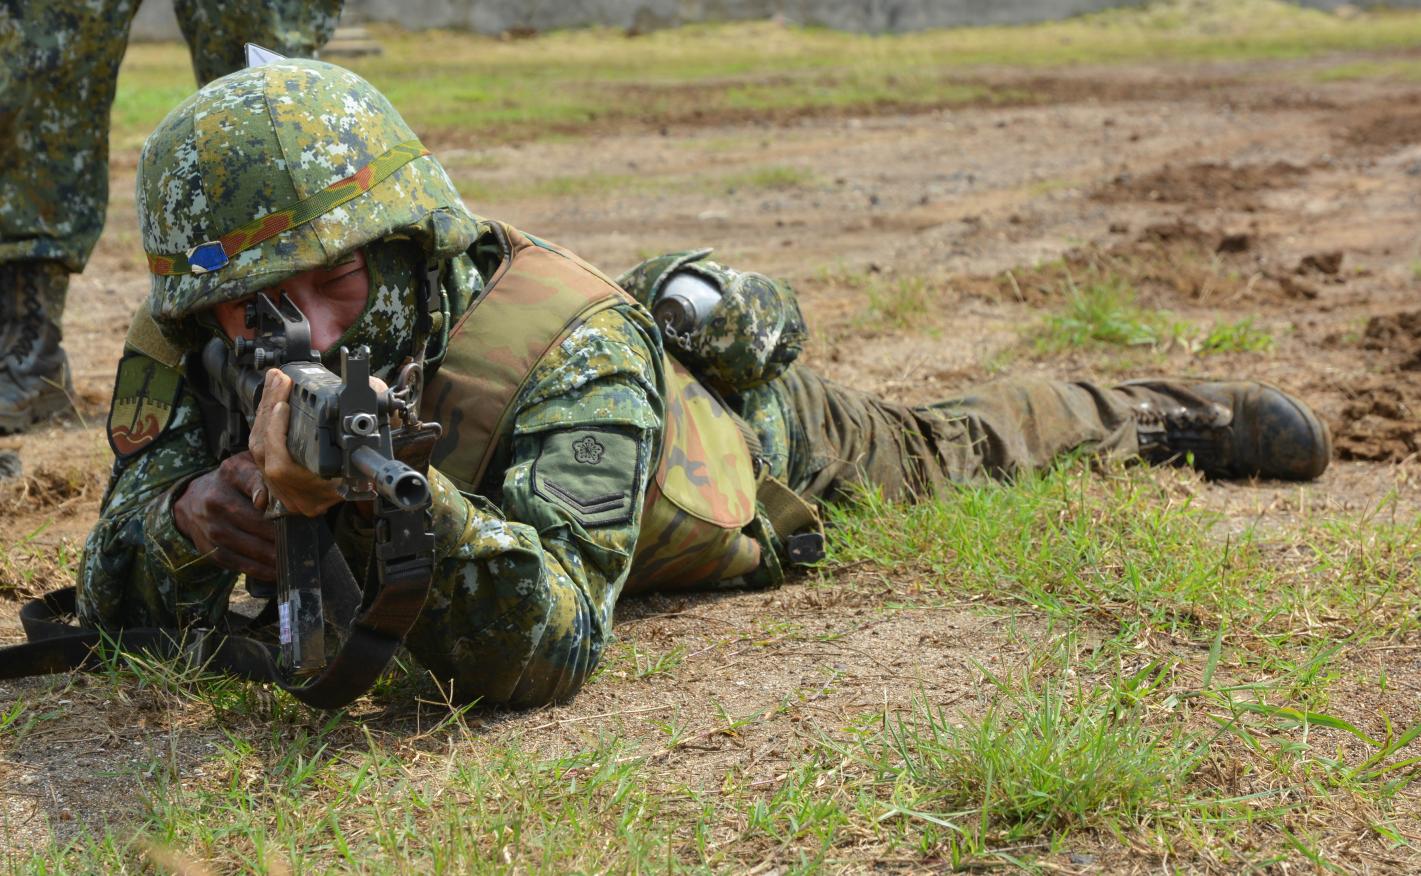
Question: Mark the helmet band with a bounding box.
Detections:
[145,139,429,276]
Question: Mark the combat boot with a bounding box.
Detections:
[0,262,73,434]
[1118,379,1331,481]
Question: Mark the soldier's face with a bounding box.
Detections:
[212,249,370,352]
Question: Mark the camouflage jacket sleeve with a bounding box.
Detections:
[78,353,235,629]
[402,304,663,707]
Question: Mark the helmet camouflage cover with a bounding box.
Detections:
[138,59,480,323]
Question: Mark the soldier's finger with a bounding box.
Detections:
[261,400,307,509]
[205,543,277,581]
[261,399,343,517]
[249,374,270,468]
[250,370,292,468]
[227,505,278,540]
[221,453,269,509]
[263,399,295,474]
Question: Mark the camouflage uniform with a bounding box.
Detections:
[80,60,1331,710]
[0,0,342,435]
[85,256,659,706]
[615,252,1141,502]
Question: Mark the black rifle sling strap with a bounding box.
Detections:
[0,510,432,711]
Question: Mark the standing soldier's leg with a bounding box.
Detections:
[174,0,344,86]
[0,0,141,433]
[740,367,1331,504]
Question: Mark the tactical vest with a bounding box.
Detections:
[424,222,763,593]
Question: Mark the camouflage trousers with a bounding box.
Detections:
[0,0,342,315]
[742,365,1161,503]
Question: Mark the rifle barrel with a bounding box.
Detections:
[350,445,430,510]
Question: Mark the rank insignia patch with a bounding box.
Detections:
[532,429,639,527]
[107,353,183,459]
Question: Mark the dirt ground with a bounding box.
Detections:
[4,48,1421,871]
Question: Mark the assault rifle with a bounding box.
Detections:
[200,294,436,679]
[0,295,438,709]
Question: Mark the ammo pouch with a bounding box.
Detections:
[616,249,808,394]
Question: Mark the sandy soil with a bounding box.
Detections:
[2,50,1421,871]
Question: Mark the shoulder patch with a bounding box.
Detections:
[107,353,184,460]
[531,428,641,527]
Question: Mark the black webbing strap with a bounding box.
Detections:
[3,587,190,677]
[0,582,419,710]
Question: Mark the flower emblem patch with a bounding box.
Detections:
[572,435,606,465]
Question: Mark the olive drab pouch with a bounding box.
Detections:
[622,357,762,594]
[616,251,808,393]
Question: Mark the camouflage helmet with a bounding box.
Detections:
[137,59,480,323]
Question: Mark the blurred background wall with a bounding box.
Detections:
[129,0,1421,40]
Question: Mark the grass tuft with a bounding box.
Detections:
[1032,277,1186,352]
[824,462,1421,645]
[1195,316,1275,354]
[848,668,1204,850]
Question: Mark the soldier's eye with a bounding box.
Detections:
[324,273,361,290]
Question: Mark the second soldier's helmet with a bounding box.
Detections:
[137,59,480,325]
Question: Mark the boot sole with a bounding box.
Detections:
[0,382,74,435]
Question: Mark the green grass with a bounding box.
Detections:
[110,3,1421,151]
[1196,316,1275,354]
[843,663,1208,851]
[824,463,1420,645]
[866,277,936,330]
[716,164,816,193]
[819,266,941,331]
[1026,277,1276,357]
[455,170,648,203]
[455,163,814,204]
[814,466,1421,864]
[15,463,1421,871]
[1031,277,1187,353]
[1316,58,1421,82]
[0,530,82,600]
[34,732,681,872]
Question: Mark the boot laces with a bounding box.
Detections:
[1134,401,1223,431]
[5,286,44,365]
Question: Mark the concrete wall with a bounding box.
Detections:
[129,0,1421,41]
[342,0,1151,34]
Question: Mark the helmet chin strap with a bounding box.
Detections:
[390,257,447,421]
[415,257,444,366]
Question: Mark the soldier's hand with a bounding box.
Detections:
[172,452,278,580]
[249,368,345,518]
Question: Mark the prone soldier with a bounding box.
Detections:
[76,60,1330,707]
